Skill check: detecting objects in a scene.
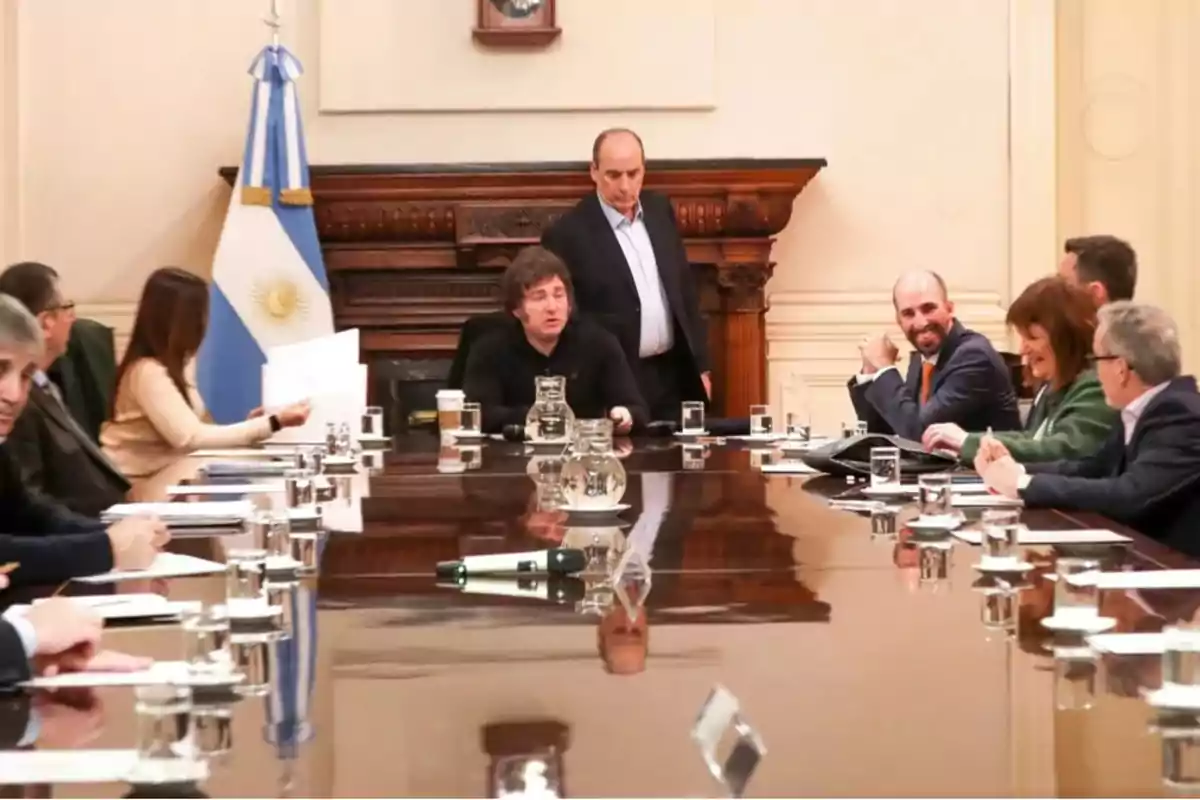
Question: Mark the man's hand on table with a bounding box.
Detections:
[106,515,169,571]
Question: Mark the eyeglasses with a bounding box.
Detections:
[1087,354,1120,365]
[45,300,75,314]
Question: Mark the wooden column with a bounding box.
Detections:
[219,159,824,416]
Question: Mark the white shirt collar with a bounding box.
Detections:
[1121,381,1171,444]
[597,192,643,228]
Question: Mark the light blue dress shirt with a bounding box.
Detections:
[597,194,674,358]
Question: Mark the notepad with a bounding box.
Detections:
[1087,632,1167,655]
[76,552,227,584]
[20,660,242,690]
[167,482,283,497]
[951,494,1024,508]
[0,750,141,784]
[760,462,820,475]
[7,593,201,622]
[952,528,1133,546]
[202,460,292,477]
[192,448,294,459]
[101,500,254,528]
[1075,569,1200,589]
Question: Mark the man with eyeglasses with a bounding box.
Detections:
[0,262,130,516]
[975,302,1200,557]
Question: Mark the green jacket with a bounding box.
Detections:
[960,369,1117,464]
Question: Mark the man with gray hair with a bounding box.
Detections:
[0,294,167,589]
[976,301,1200,555]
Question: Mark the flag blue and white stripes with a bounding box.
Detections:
[265,577,318,760]
[197,44,334,424]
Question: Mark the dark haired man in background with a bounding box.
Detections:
[1059,235,1137,306]
[0,262,129,516]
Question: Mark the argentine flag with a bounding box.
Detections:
[197,44,334,423]
[265,577,317,766]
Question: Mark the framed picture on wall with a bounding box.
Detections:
[473,0,561,47]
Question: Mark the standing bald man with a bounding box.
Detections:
[848,271,1020,441]
[542,128,710,422]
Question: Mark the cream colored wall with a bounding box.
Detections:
[1,0,1193,428]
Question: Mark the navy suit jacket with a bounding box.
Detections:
[1022,376,1200,557]
[0,621,31,690]
[0,443,114,588]
[847,320,1021,440]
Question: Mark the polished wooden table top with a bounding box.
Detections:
[4,435,1200,797]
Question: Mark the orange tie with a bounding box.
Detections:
[920,361,935,405]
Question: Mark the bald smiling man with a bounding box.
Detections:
[848,270,1021,442]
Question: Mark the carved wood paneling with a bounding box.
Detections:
[220,159,824,415]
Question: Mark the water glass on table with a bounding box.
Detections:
[785,411,811,442]
[131,684,196,782]
[1052,556,1101,620]
[749,405,773,437]
[917,473,953,518]
[361,405,385,438]
[436,388,465,435]
[284,468,316,508]
[1162,624,1200,695]
[181,605,232,679]
[680,401,706,434]
[460,402,482,436]
[868,446,901,488]
[980,508,1023,563]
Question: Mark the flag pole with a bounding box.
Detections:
[267,0,282,49]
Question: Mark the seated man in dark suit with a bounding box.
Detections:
[1,571,150,692]
[977,302,1200,556]
[463,246,649,435]
[849,270,1021,440]
[0,262,130,516]
[541,128,710,420]
[0,294,165,588]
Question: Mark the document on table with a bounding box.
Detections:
[952,528,1133,546]
[0,750,144,785]
[1086,632,1166,655]
[191,448,294,459]
[20,660,242,690]
[167,482,284,497]
[760,462,820,475]
[1075,569,1200,589]
[101,500,254,526]
[951,494,1023,508]
[76,552,227,584]
[6,593,200,622]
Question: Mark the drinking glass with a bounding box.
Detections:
[785,411,811,442]
[132,684,195,781]
[980,589,1017,629]
[917,473,953,518]
[1053,557,1101,620]
[181,605,232,679]
[1163,734,1200,788]
[749,405,773,436]
[680,401,706,434]
[460,402,482,435]
[842,421,858,439]
[1162,624,1200,692]
[283,468,315,508]
[868,446,901,488]
[980,509,1023,562]
[291,531,321,573]
[855,420,869,437]
[1054,651,1098,711]
[191,700,234,759]
[225,559,265,617]
[292,446,323,474]
[361,405,385,438]
[682,443,707,470]
[436,389,465,434]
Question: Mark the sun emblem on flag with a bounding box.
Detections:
[253,277,308,324]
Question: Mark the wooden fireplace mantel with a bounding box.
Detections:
[218,158,825,416]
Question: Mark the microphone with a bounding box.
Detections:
[437,574,587,604]
[435,547,587,579]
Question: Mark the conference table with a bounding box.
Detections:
[3,434,1200,797]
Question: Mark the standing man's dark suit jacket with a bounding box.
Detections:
[0,444,114,588]
[1022,376,1200,557]
[47,317,117,445]
[848,320,1021,441]
[541,191,709,408]
[6,382,130,517]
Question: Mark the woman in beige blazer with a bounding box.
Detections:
[101,267,310,480]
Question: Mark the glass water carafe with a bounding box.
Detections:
[561,418,627,510]
[525,375,576,442]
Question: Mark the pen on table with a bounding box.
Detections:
[0,562,17,575]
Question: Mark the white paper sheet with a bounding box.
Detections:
[953,528,1133,546]
[102,501,255,520]
[0,750,142,784]
[20,660,241,690]
[6,594,201,622]
[760,462,820,475]
[951,494,1024,508]
[76,552,227,584]
[192,448,294,459]
[1077,569,1200,589]
[1087,632,1167,655]
[167,482,283,496]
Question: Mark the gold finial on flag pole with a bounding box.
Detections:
[266,0,282,48]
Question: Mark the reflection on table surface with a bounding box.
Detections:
[4,433,1200,797]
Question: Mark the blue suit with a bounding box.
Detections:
[848,320,1021,441]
